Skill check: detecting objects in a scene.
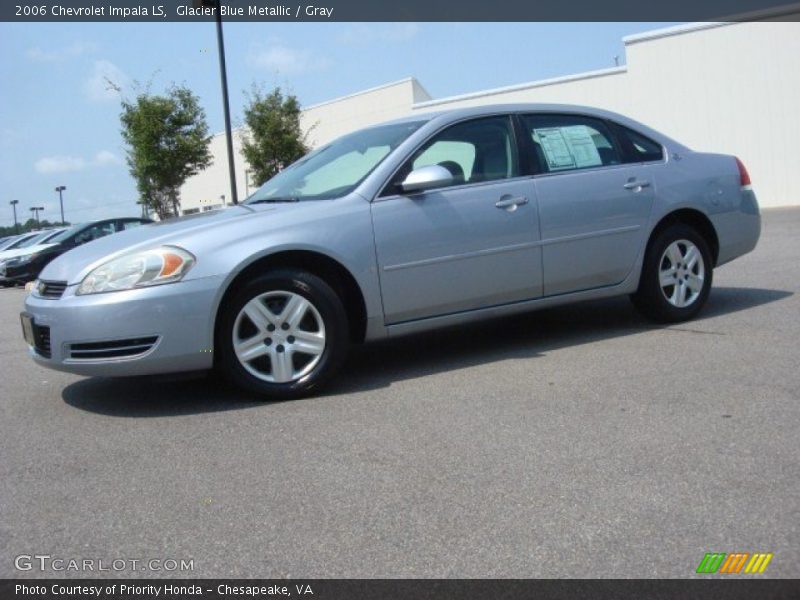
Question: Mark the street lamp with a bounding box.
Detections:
[194,0,238,206]
[30,206,44,227]
[10,200,19,234]
[55,185,67,224]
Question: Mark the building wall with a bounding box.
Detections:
[179,78,430,213]
[180,18,800,212]
[412,20,800,208]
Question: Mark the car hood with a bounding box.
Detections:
[0,242,58,261]
[39,203,314,283]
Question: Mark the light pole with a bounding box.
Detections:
[30,206,44,227]
[10,200,19,234]
[55,185,66,224]
[194,0,238,205]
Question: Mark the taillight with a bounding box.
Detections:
[735,157,751,188]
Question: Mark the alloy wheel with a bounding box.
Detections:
[658,239,705,308]
[232,291,326,383]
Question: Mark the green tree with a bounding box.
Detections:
[120,85,212,219]
[0,218,67,238]
[240,87,309,187]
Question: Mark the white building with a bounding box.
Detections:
[180,16,800,212]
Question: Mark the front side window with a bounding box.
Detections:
[119,220,145,231]
[73,222,115,245]
[246,120,425,204]
[389,116,519,193]
[521,114,622,174]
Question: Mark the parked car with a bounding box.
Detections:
[0,229,67,286]
[21,104,760,399]
[3,218,151,285]
[0,231,41,252]
[0,228,66,259]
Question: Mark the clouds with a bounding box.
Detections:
[337,23,421,45]
[26,41,98,63]
[35,151,122,174]
[247,44,332,75]
[84,60,130,102]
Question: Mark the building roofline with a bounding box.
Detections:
[623,22,729,45]
[302,77,418,111]
[624,3,800,45]
[412,66,627,110]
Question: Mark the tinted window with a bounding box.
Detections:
[119,220,145,231]
[17,230,57,248]
[616,125,664,162]
[390,116,518,193]
[73,222,116,245]
[4,233,38,250]
[521,114,622,174]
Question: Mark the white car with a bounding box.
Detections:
[0,229,65,262]
[0,229,66,285]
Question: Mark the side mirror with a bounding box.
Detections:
[400,165,454,194]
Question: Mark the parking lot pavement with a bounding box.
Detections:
[0,208,798,580]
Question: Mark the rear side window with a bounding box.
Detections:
[521,114,622,174]
[615,125,664,163]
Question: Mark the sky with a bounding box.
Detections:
[0,21,681,228]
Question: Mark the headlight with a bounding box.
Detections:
[6,253,38,267]
[77,246,195,295]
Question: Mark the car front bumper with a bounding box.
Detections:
[0,262,33,285]
[22,276,223,377]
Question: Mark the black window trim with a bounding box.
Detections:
[609,121,666,165]
[376,113,524,199]
[517,111,637,177]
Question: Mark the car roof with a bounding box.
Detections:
[377,102,688,150]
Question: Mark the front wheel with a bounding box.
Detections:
[631,224,713,323]
[217,269,349,400]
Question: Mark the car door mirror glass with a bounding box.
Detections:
[400,165,454,194]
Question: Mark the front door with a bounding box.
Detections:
[371,116,543,324]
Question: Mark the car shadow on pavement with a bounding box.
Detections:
[63,286,791,416]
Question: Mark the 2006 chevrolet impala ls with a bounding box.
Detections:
[21,104,760,399]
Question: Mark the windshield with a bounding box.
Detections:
[18,229,62,248]
[2,233,38,250]
[246,121,425,204]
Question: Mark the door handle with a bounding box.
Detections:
[495,196,528,210]
[623,180,651,191]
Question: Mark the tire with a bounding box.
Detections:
[631,223,713,323]
[217,269,349,400]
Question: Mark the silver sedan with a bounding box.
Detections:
[22,104,760,399]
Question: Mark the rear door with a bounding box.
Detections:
[520,113,657,296]
[371,115,543,324]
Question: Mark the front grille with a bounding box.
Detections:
[34,325,51,358]
[38,280,67,299]
[69,336,159,360]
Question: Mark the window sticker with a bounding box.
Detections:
[535,128,575,171]
[534,125,604,171]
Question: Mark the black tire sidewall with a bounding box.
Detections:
[217,269,349,400]
[634,224,713,323]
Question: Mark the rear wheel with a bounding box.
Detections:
[631,224,713,323]
[217,269,349,400]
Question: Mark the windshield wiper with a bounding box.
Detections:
[248,196,300,205]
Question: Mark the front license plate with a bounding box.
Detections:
[20,313,35,346]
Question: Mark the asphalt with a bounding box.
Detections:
[1,208,798,579]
